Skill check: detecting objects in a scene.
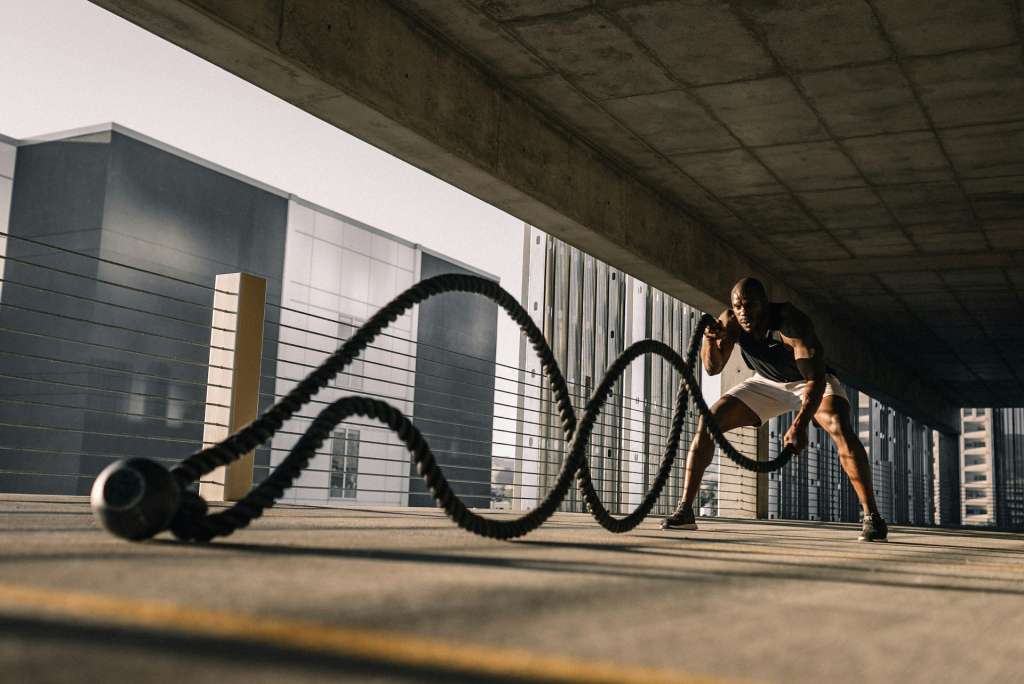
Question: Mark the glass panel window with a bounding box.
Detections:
[330,428,360,499]
[335,317,364,389]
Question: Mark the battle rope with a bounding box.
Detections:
[90,273,796,542]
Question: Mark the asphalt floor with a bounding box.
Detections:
[1,494,1022,684]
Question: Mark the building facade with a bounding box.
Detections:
[521,227,945,525]
[933,431,962,526]
[0,124,498,507]
[0,134,13,301]
[993,408,1024,527]
[959,407,1024,528]
[767,375,936,525]
[515,226,710,516]
[765,386,862,523]
[960,408,995,524]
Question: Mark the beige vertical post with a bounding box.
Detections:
[716,352,760,518]
[200,273,267,502]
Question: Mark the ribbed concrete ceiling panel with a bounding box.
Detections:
[327,0,1024,406]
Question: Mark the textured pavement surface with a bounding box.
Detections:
[1,494,1023,684]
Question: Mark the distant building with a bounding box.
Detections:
[765,380,936,526]
[993,408,1024,527]
[0,124,497,507]
[516,226,705,516]
[0,134,13,299]
[961,408,995,524]
[933,431,962,526]
[765,387,863,524]
[518,226,943,525]
[959,407,1024,527]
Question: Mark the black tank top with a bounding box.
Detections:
[738,303,832,383]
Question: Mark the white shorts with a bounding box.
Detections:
[724,373,848,427]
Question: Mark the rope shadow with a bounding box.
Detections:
[148,537,1024,598]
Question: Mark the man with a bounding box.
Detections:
[662,277,888,542]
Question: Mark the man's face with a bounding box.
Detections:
[731,289,767,333]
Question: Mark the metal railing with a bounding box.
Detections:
[0,230,731,516]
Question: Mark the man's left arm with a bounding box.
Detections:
[780,305,827,454]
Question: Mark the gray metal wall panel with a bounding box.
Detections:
[0,133,288,494]
[407,252,497,507]
[0,140,111,494]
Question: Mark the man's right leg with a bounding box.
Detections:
[662,395,761,530]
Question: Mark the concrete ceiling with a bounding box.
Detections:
[84,0,1024,428]
[388,0,1024,409]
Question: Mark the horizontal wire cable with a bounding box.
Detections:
[0,241,944,527]
[1,253,698,428]
[0,371,230,411]
[0,395,228,429]
[256,380,701,452]
[0,419,220,446]
[0,273,237,336]
[0,347,233,392]
[272,319,695,417]
[0,230,220,294]
[261,353,700,437]
[270,298,697,395]
[0,443,187,467]
[0,438,760,495]
[0,252,221,313]
[0,301,235,356]
[116,273,788,542]
[0,325,233,373]
[262,392,706,455]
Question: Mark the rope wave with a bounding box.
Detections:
[95,273,796,542]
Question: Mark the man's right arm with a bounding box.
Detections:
[701,310,736,376]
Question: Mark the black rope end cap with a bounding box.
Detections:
[90,458,182,541]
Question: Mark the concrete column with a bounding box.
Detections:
[933,430,961,526]
[715,353,759,519]
[200,273,267,502]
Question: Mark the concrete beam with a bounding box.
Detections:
[87,0,959,433]
[789,249,1024,276]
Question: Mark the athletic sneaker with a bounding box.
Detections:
[661,504,697,530]
[859,512,888,542]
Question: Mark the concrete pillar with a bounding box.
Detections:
[933,430,961,526]
[200,273,267,502]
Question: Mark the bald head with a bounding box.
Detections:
[730,278,769,333]
[732,277,767,302]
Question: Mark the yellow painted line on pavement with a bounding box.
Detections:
[0,581,756,684]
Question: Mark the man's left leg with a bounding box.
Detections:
[813,395,888,541]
